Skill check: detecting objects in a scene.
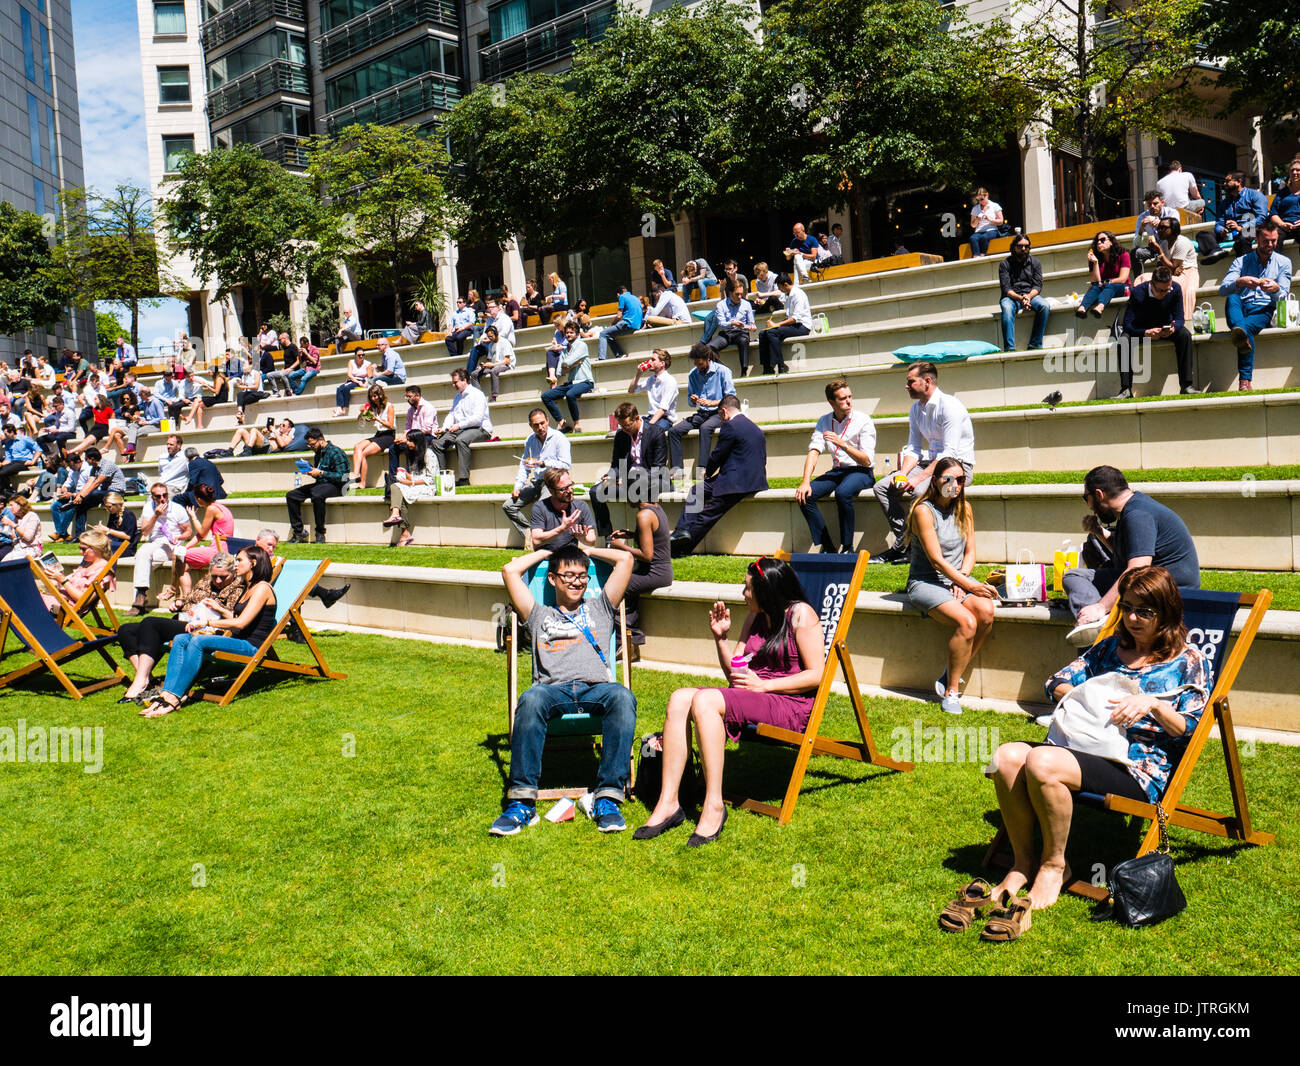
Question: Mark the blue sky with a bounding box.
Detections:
[71,0,190,354]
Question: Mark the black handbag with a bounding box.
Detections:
[1106,803,1186,926]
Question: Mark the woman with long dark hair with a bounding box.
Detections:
[140,545,278,717]
[1075,230,1131,318]
[904,455,997,715]
[635,556,826,846]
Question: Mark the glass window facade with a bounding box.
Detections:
[489,0,593,43]
[207,30,308,90]
[45,104,59,180]
[34,177,46,217]
[154,2,187,35]
[159,67,192,104]
[27,93,42,168]
[213,104,311,147]
[39,22,52,93]
[320,0,387,33]
[325,37,459,111]
[163,134,196,172]
[21,8,36,82]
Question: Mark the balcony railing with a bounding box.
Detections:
[200,0,306,52]
[479,2,615,81]
[324,71,462,135]
[317,0,459,69]
[256,132,311,168]
[207,59,310,120]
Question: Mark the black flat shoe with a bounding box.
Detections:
[687,808,727,848]
[317,583,349,609]
[632,806,686,840]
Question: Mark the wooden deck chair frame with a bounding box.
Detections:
[504,559,635,801]
[201,557,346,706]
[0,557,126,698]
[223,536,286,580]
[56,538,129,636]
[983,589,1274,902]
[732,551,914,825]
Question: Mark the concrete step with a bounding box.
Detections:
[44,478,1300,570]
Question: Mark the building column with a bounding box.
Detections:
[673,212,693,265]
[628,235,647,295]
[1134,132,1160,201]
[336,262,357,337]
[223,293,243,353]
[436,237,459,331]
[1249,115,1265,188]
[201,289,227,370]
[1020,123,1056,232]
[287,279,309,343]
[501,235,527,302]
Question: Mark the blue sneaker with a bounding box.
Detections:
[593,798,626,833]
[489,801,539,836]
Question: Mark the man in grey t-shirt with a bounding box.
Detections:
[529,467,596,552]
[491,543,636,837]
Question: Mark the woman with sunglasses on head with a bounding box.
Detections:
[904,455,997,715]
[1075,230,1131,318]
[635,556,826,846]
[979,565,1209,920]
[140,546,277,717]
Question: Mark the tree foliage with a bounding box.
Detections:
[305,122,454,323]
[45,184,175,350]
[1004,0,1206,218]
[0,200,65,337]
[159,143,320,325]
[1195,5,1300,132]
[95,310,128,361]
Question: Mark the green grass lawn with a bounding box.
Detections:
[0,635,1294,975]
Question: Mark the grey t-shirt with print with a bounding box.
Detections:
[525,591,615,686]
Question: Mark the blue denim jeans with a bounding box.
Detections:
[1078,281,1128,313]
[288,367,318,395]
[970,228,999,256]
[1000,294,1050,350]
[162,633,260,701]
[541,380,594,423]
[1224,292,1275,381]
[681,279,718,303]
[508,681,637,802]
[698,309,719,344]
[597,322,633,360]
[799,466,876,550]
[335,380,364,409]
[444,329,473,357]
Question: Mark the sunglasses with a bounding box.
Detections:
[939,474,966,485]
[151,493,168,501]
[1117,600,1158,622]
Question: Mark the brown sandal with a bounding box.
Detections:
[979,896,1033,942]
[938,878,1000,932]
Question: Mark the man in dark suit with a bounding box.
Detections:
[176,447,228,507]
[670,395,767,556]
[590,401,669,537]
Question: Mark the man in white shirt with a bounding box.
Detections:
[129,481,192,614]
[871,361,976,563]
[503,407,573,542]
[157,433,190,496]
[1155,160,1204,217]
[334,305,362,355]
[796,379,877,553]
[465,297,515,375]
[828,223,845,265]
[627,349,678,425]
[706,279,757,376]
[1132,189,1180,267]
[644,285,691,327]
[757,273,812,374]
[428,369,494,486]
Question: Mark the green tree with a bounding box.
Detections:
[159,143,320,326]
[45,184,175,351]
[0,200,65,337]
[756,0,1036,227]
[1003,0,1206,219]
[95,310,128,361]
[305,122,454,325]
[1195,6,1300,132]
[442,72,587,263]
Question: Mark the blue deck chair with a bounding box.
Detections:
[200,557,346,706]
[0,556,125,698]
[729,551,913,824]
[984,587,1274,901]
[505,557,634,800]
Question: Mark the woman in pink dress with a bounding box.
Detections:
[635,556,826,846]
[171,482,235,599]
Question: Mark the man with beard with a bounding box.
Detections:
[1064,465,1200,647]
[997,234,1050,351]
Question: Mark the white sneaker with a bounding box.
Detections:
[1033,713,1053,728]
[940,694,962,715]
[1066,619,1103,648]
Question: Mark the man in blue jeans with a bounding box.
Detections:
[1218,220,1292,391]
[597,284,644,360]
[796,379,877,553]
[491,542,637,836]
[998,235,1050,351]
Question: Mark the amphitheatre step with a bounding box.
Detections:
[85,563,1300,734]
[46,478,1299,570]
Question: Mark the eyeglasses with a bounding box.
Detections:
[554,572,589,586]
[939,475,966,485]
[1118,600,1158,622]
[151,493,168,501]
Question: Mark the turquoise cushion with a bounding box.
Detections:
[892,340,1001,363]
